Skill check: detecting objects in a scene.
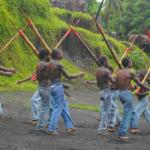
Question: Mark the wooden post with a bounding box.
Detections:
[136,67,150,93]
[18,30,39,57]
[25,17,52,54]
[92,15,122,69]
[71,27,100,66]
[55,19,80,49]
[55,28,72,49]
[0,33,19,54]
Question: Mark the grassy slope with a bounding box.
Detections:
[0,0,149,91]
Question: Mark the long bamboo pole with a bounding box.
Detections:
[55,19,80,49]
[92,15,122,69]
[71,27,100,66]
[136,67,150,93]
[25,17,52,54]
[18,30,39,57]
[0,33,19,54]
[55,28,72,49]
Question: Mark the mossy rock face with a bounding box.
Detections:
[0,0,149,90]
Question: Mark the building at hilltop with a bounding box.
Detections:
[51,0,87,12]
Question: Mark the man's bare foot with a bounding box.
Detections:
[130,128,140,134]
[119,136,129,141]
[97,130,109,136]
[66,127,77,133]
[48,131,60,135]
[28,120,38,125]
[107,127,115,132]
[0,115,4,119]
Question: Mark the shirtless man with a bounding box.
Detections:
[47,49,84,135]
[36,49,51,129]
[96,56,115,135]
[0,65,16,118]
[130,71,150,133]
[116,57,148,141]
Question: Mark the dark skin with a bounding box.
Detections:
[116,60,148,90]
[0,65,16,76]
[48,51,84,83]
[16,73,35,84]
[36,55,51,86]
[96,59,115,90]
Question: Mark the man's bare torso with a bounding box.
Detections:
[36,61,50,87]
[96,67,111,90]
[116,68,133,90]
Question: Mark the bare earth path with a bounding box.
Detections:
[0,90,150,150]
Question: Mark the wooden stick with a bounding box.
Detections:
[92,15,122,69]
[55,19,80,49]
[18,30,39,57]
[55,28,72,49]
[0,33,19,54]
[141,68,150,84]
[136,67,150,93]
[25,17,52,54]
[71,27,100,66]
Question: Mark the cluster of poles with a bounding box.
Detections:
[0,13,150,89]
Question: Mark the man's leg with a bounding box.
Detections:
[130,99,146,129]
[119,90,133,139]
[48,84,64,133]
[37,87,50,129]
[98,90,112,135]
[31,90,41,122]
[61,100,75,131]
[0,102,4,117]
[143,96,150,124]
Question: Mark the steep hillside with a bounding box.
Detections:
[0,0,149,91]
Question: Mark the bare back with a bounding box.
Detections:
[48,59,63,83]
[36,61,50,87]
[96,67,112,90]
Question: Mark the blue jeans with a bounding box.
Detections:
[118,90,133,137]
[98,89,112,131]
[48,83,74,132]
[31,90,41,120]
[0,102,3,115]
[37,86,51,129]
[131,96,150,128]
[108,90,121,128]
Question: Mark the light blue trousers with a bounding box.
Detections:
[108,90,121,128]
[31,90,41,120]
[131,96,150,128]
[0,102,3,115]
[48,83,74,132]
[118,90,133,137]
[37,86,51,129]
[98,89,112,131]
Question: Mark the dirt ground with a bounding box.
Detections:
[0,90,150,150]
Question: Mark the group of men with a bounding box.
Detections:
[94,55,150,141]
[0,48,150,141]
[17,49,84,135]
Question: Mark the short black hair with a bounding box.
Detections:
[51,49,62,59]
[38,49,49,60]
[122,57,131,67]
[98,55,107,66]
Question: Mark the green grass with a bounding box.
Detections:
[70,103,99,112]
[0,0,149,91]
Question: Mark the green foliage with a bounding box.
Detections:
[108,0,150,38]
[0,0,149,91]
[70,103,99,112]
[85,0,99,14]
